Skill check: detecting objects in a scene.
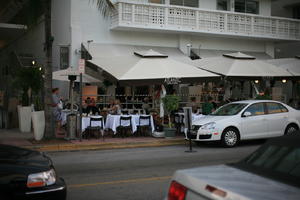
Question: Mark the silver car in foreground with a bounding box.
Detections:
[167,134,300,200]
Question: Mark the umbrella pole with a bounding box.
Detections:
[70,80,74,113]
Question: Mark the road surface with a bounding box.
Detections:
[48,141,263,200]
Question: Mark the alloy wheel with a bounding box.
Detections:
[224,130,237,146]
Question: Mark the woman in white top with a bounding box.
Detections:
[111,99,122,115]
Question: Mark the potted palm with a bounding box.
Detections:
[162,95,179,138]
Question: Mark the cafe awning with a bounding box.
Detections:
[192,52,293,79]
[86,46,219,85]
[267,57,300,77]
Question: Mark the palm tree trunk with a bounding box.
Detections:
[43,0,54,139]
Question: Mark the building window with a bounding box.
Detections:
[293,6,300,19]
[235,0,259,14]
[60,46,69,70]
[170,0,199,8]
[149,0,165,4]
[217,0,229,11]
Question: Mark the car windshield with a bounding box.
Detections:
[210,103,248,116]
[243,145,300,178]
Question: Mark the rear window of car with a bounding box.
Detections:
[266,103,288,114]
[244,145,300,178]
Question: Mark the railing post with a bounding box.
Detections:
[276,19,279,38]
[251,16,254,35]
[196,10,199,30]
[132,4,135,24]
[118,3,122,24]
[287,21,290,38]
[165,7,168,27]
[224,13,227,32]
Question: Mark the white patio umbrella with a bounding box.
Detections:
[52,68,101,83]
[267,56,300,76]
[87,49,219,84]
[192,52,293,78]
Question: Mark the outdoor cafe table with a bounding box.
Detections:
[81,115,103,132]
[105,114,155,134]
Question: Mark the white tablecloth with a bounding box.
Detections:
[82,116,103,132]
[61,110,71,125]
[105,114,154,134]
[175,113,205,123]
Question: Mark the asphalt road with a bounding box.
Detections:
[48,141,264,200]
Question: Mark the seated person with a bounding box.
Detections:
[142,97,151,114]
[110,99,122,115]
[86,97,98,115]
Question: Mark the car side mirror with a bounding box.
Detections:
[243,111,252,117]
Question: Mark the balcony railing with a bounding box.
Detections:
[111,1,300,41]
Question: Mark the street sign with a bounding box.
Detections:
[78,59,85,74]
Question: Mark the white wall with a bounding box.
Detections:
[199,0,216,10]
[259,0,271,16]
[52,0,72,98]
[52,0,71,71]
[70,0,270,60]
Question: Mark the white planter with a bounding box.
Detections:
[18,106,32,133]
[32,111,45,141]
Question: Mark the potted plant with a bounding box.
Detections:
[32,95,45,141]
[162,95,180,138]
[15,67,43,134]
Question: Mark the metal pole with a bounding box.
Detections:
[70,80,74,113]
[185,107,196,153]
[79,73,83,142]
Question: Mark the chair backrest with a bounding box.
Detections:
[139,115,151,126]
[122,110,129,115]
[120,116,132,127]
[133,110,139,114]
[90,117,104,128]
[174,114,184,124]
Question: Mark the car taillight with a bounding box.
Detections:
[168,181,187,200]
[205,185,227,198]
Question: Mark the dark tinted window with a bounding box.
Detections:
[267,103,287,114]
[217,0,229,11]
[170,0,199,8]
[244,103,265,116]
[235,0,259,14]
[149,0,165,4]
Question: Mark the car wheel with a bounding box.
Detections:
[285,124,299,135]
[221,128,239,147]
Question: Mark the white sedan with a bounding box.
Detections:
[190,100,300,147]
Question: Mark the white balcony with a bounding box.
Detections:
[111,1,300,41]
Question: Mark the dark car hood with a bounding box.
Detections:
[0,145,51,173]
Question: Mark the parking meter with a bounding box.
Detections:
[183,107,196,152]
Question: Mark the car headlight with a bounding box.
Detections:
[200,122,216,130]
[27,169,56,188]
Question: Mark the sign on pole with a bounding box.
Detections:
[78,59,85,74]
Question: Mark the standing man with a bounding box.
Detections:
[52,88,64,137]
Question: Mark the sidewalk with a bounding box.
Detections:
[0,129,185,152]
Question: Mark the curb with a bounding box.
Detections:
[22,139,186,152]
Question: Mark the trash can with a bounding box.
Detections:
[67,113,77,139]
